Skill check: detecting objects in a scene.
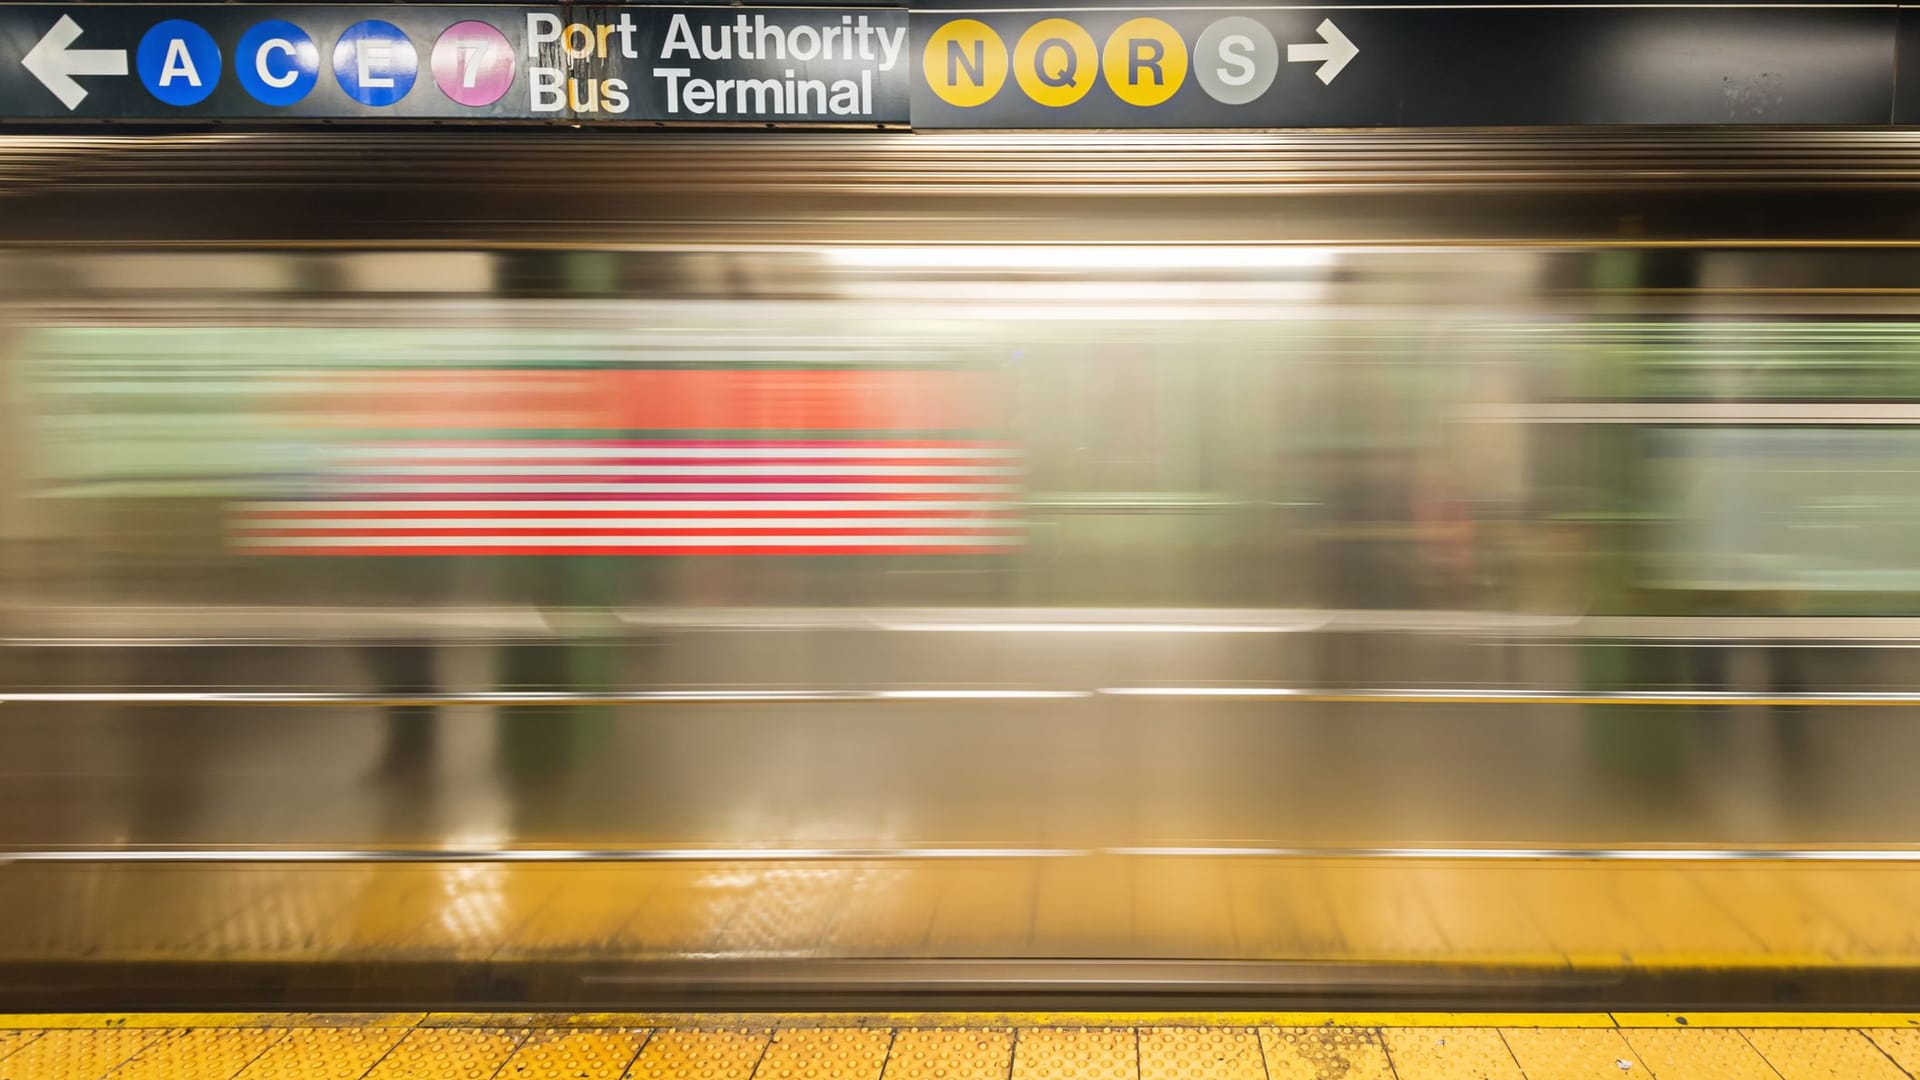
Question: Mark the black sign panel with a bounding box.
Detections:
[0,4,910,124]
[913,5,1898,128]
[0,2,1902,128]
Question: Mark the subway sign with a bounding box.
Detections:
[0,4,911,123]
[0,3,1905,127]
[911,5,1898,127]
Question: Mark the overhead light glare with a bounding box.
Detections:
[824,246,1337,272]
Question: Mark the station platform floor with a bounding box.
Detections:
[4,1011,1920,1079]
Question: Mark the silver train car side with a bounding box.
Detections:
[0,131,1918,1007]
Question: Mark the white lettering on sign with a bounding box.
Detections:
[655,67,870,117]
[159,37,200,86]
[457,42,485,89]
[659,13,904,71]
[660,15,697,57]
[525,12,638,59]
[530,65,564,112]
[524,10,897,119]
[257,38,298,88]
[358,41,394,87]
[526,13,562,52]
[1216,34,1257,86]
[524,11,638,113]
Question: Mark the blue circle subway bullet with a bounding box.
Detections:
[236,20,320,106]
[333,20,418,107]
[136,19,220,106]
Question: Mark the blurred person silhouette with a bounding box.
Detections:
[1412,458,1476,609]
[495,555,621,841]
[364,638,439,781]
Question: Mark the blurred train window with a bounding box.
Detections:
[9,249,1914,619]
[8,304,1026,608]
[1649,428,1920,595]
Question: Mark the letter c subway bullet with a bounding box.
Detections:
[236,19,320,105]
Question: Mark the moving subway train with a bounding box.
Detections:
[3,131,1920,1008]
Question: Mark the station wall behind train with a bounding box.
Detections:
[0,2,1907,127]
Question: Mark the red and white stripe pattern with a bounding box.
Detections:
[232,440,1024,555]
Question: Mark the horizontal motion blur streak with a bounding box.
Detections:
[7,689,1920,705]
[8,846,1920,863]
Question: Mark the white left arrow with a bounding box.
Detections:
[1286,19,1358,85]
[22,15,128,110]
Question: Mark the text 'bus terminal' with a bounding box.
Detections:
[526,11,906,116]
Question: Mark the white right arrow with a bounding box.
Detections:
[22,15,128,110]
[1287,19,1357,85]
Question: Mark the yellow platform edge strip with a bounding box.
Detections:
[5,1011,1920,1031]
[1611,1012,1920,1029]
[2,952,1900,970]
[0,1013,429,1030]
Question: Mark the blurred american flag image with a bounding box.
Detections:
[232,366,1022,556]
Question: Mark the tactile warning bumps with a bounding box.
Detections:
[1499,1028,1643,1079]
[364,1027,522,1079]
[1259,1027,1394,1080]
[1011,1028,1137,1080]
[1621,1029,1779,1080]
[106,1027,286,1080]
[0,1035,38,1068]
[1741,1028,1910,1080]
[627,1029,770,1080]
[0,1028,167,1080]
[494,1029,647,1080]
[1865,1029,1920,1076]
[882,1029,1012,1080]
[29,1016,1920,1080]
[232,1026,409,1080]
[1138,1028,1262,1080]
[1380,1028,1523,1080]
[752,1028,891,1080]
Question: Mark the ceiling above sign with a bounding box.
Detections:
[0,3,1907,128]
